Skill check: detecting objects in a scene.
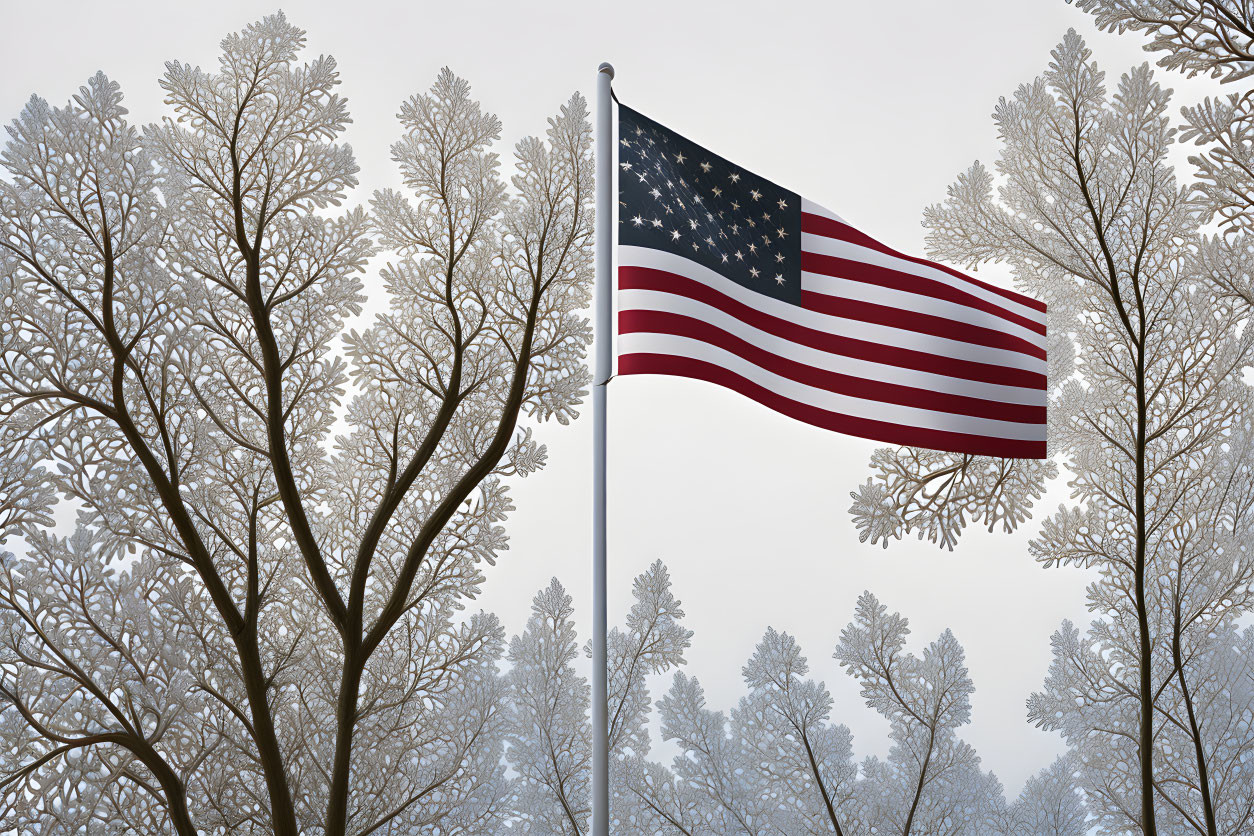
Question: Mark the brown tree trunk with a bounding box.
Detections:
[1173,633,1219,836]
[1133,320,1157,836]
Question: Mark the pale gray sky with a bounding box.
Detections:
[0,0,1224,798]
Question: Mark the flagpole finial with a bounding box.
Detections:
[598,62,615,79]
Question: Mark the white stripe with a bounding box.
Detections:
[800,232,1046,326]
[619,245,1046,374]
[620,287,1044,405]
[799,270,1044,349]
[618,332,1046,441]
[800,197,846,224]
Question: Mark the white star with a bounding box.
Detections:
[763,212,771,221]
[731,201,740,210]
[729,172,741,183]
[705,236,715,247]
[721,254,729,263]
[650,188,662,199]
[692,242,699,251]
[763,235,772,246]
[700,161,712,173]
[777,227,787,239]
[730,224,740,234]
[631,215,645,226]
[637,173,648,183]
[689,220,699,230]
[620,138,631,147]
[619,161,633,171]
[670,230,681,241]
[775,252,785,263]
[711,186,722,197]
[651,218,663,228]
[775,273,785,285]
[748,243,758,254]
[750,189,762,201]
[777,198,788,210]
[734,250,744,260]
[749,267,760,278]
[674,152,686,164]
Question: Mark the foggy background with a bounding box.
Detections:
[0,0,1222,797]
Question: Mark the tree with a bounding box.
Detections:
[506,578,590,834]
[1071,2,1254,303]
[989,755,1090,836]
[834,592,1001,835]
[505,561,690,835]
[0,13,592,835]
[623,586,1087,836]
[848,29,1254,836]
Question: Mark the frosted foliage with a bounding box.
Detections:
[505,579,589,834]
[608,582,1088,836]
[504,562,689,835]
[0,13,591,836]
[1071,2,1254,305]
[850,448,1057,551]
[501,569,1076,835]
[1072,1,1254,84]
[852,29,1254,836]
[989,755,1089,836]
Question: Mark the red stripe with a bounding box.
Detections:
[618,353,1047,458]
[801,251,1046,336]
[619,310,1045,424]
[800,212,1047,313]
[619,266,1047,389]
[801,290,1045,361]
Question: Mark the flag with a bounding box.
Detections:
[615,105,1047,458]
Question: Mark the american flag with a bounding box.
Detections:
[615,104,1047,459]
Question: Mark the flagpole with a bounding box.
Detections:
[592,60,614,836]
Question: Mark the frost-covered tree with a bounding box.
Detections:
[622,587,1087,836]
[1069,2,1254,84]
[506,579,590,834]
[989,755,1090,836]
[0,13,591,835]
[1070,2,1254,302]
[505,561,690,835]
[848,30,1254,836]
[834,592,997,834]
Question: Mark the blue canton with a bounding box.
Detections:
[618,105,802,304]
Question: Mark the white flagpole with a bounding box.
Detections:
[592,60,615,836]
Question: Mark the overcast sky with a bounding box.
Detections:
[0,0,1227,798]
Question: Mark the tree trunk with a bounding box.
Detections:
[902,726,935,836]
[324,646,363,836]
[801,729,845,836]
[137,746,199,836]
[1174,635,1219,836]
[1134,349,1157,836]
[237,628,302,836]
